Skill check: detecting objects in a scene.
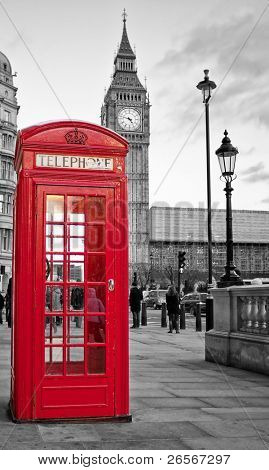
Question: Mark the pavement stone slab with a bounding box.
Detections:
[170,389,267,398]
[132,408,222,423]
[251,387,269,396]
[131,389,176,398]
[181,437,269,450]
[163,382,239,391]
[198,396,269,409]
[130,382,165,390]
[193,418,265,438]
[1,441,90,450]
[160,377,231,383]
[98,439,192,450]
[38,423,101,442]
[2,423,42,445]
[139,397,207,409]
[200,368,267,380]
[239,419,269,437]
[201,407,269,420]
[94,421,210,441]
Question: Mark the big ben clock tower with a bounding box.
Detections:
[101,10,150,275]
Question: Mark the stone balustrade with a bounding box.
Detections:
[205,285,269,375]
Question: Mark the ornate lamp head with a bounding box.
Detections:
[216,130,238,182]
[196,69,217,103]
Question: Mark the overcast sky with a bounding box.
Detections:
[1,0,269,211]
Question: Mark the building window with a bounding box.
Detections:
[0,194,4,213]
[0,228,12,252]
[4,110,11,123]
[2,134,7,148]
[1,134,13,149]
[7,194,12,214]
[0,193,12,215]
[3,63,7,71]
[1,160,14,180]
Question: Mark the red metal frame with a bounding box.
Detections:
[11,121,129,421]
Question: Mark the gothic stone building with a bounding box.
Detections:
[150,206,269,281]
[0,52,19,293]
[101,13,150,275]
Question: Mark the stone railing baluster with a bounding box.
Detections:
[247,297,256,330]
[265,298,269,334]
[239,294,269,335]
[239,296,250,331]
[252,297,260,330]
[257,297,267,333]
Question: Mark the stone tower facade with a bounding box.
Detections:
[101,12,150,276]
[0,52,19,293]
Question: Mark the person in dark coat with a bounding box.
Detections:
[166,285,180,334]
[129,281,143,328]
[71,284,84,328]
[5,277,12,328]
[0,292,4,324]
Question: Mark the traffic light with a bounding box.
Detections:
[178,251,186,269]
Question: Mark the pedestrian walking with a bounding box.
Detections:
[0,292,4,324]
[166,285,180,334]
[129,281,143,328]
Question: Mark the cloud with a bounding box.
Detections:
[241,162,265,176]
[243,146,256,156]
[152,9,269,129]
[243,172,269,183]
[261,198,269,203]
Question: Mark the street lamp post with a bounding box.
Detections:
[196,69,217,331]
[149,251,155,289]
[216,130,243,288]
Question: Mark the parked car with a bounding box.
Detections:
[144,290,167,309]
[180,292,207,316]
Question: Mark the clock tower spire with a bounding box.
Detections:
[102,11,150,277]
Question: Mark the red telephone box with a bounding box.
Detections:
[10,120,130,421]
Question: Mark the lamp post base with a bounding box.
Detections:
[217,271,244,288]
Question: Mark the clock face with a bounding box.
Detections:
[117,108,141,131]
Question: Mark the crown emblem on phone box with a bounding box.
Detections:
[65,128,88,145]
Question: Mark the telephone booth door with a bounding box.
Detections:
[35,185,116,419]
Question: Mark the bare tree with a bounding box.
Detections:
[164,265,174,284]
[137,265,151,291]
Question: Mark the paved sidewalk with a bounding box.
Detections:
[0,321,269,450]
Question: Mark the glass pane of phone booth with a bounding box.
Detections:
[44,194,107,377]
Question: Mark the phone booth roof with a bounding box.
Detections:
[14,120,128,173]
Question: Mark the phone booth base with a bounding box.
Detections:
[9,407,132,424]
[11,121,130,422]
